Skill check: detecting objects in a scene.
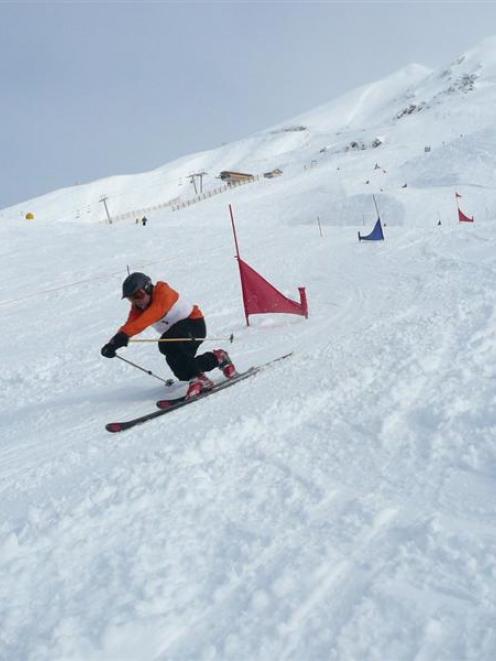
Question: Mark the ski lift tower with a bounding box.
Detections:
[189,172,208,194]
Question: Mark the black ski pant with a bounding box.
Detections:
[158,317,218,381]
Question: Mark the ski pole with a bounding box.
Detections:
[116,354,174,386]
[128,333,234,344]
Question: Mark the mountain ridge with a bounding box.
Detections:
[2,36,495,227]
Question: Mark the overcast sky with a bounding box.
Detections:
[1,1,496,208]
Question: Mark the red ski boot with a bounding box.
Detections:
[213,349,237,379]
[186,373,214,399]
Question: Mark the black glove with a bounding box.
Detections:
[111,331,129,349]
[101,331,129,358]
[101,343,117,358]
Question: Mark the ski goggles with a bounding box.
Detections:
[127,289,148,302]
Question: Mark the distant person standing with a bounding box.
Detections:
[141,216,148,226]
[135,218,140,225]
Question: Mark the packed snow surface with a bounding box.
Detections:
[1,36,496,661]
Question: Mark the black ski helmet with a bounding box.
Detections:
[121,272,153,299]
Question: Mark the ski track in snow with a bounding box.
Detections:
[1,193,496,656]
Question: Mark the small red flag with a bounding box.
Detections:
[458,208,474,223]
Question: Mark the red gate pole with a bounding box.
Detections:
[229,204,250,326]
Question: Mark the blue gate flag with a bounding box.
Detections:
[358,218,384,241]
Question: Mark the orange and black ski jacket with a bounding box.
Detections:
[119,281,203,337]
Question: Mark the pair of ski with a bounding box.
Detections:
[105,352,292,433]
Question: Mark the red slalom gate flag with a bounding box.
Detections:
[458,208,474,223]
[228,204,308,326]
[238,258,308,324]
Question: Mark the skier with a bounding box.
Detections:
[101,272,237,398]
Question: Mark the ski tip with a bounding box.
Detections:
[106,422,124,433]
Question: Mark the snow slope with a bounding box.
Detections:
[1,37,496,661]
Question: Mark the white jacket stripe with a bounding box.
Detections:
[152,296,194,334]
